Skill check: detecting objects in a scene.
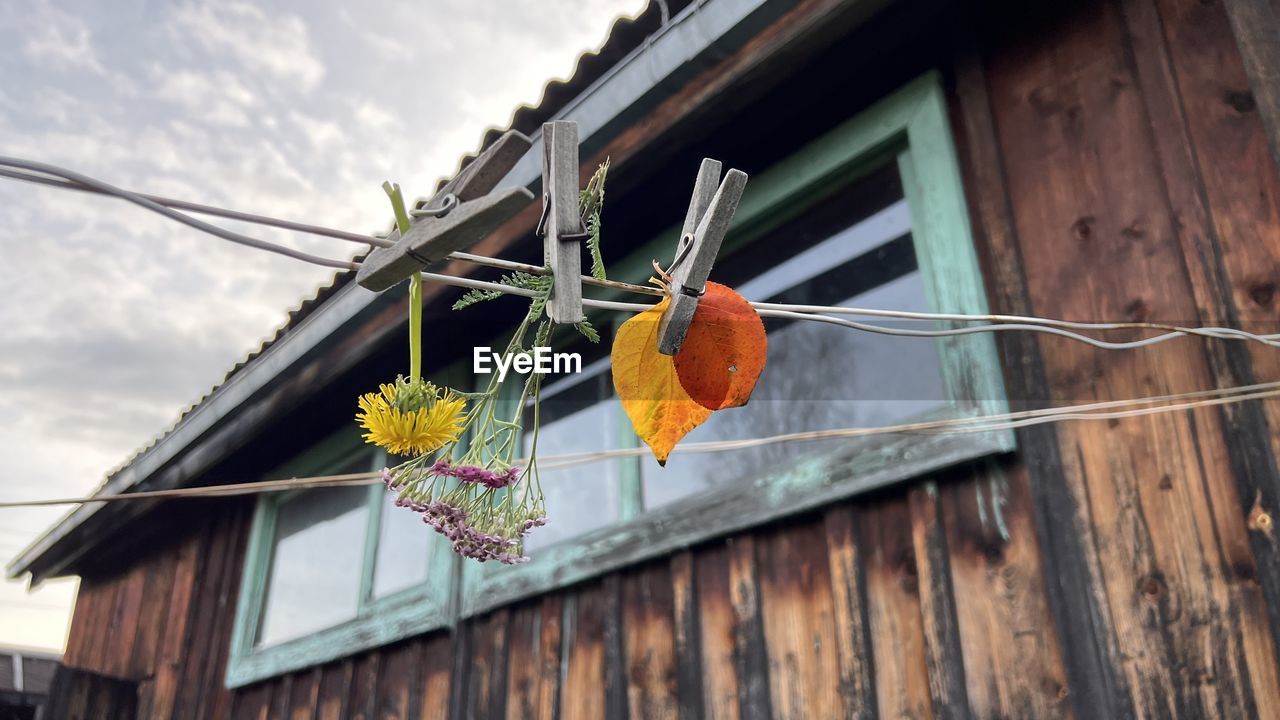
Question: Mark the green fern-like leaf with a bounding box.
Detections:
[585,211,605,280]
[573,320,600,343]
[452,271,550,311]
[534,319,553,348]
[579,158,609,280]
[579,158,608,217]
[526,275,554,319]
[452,287,503,310]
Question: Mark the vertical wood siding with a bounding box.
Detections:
[49,0,1280,717]
[60,498,254,719]
[957,0,1280,716]
[229,479,1069,720]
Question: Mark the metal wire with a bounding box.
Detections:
[4,156,1279,350]
[416,271,1280,351]
[409,193,459,218]
[0,158,361,270]
[750,302,1280,346]
[747,308,1280,350]
[532,379,1280,470]
[2,380,1277,508]
[0,167,394,248]
[0,160,663,295]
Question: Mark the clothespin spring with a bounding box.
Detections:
[660,233,707,298]
[355,129,535,292]
[535,194,590,242]
[666,233,695,274]
[409,193,459,219]
[400,193,462,267]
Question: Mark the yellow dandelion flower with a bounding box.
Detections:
[356,382,467,456]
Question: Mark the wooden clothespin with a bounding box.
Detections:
[657,159,748,355]
[357,131,535,292]
[538,121,587,324]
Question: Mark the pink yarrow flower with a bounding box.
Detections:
[428,460,522,489]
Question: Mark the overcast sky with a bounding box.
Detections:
[0,0,645,653]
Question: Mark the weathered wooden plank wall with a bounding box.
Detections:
[59,498,253,719]
[954,0,1280,716]
[214,469,1070,720]
[45,665,138,720]
[47,0,1280,718]
[54,469,1072,719]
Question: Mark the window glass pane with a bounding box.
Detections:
[522,352,620,552]
[257,457,370,647]
[642,164,947,508]
[372,490,433,598]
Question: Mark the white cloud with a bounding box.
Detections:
[21,4,105,75]
[167,0,325,92]
[335,8,415,62]
[153,68,258,128]
[354,100,400,133]
[26,88,84,128]
[290,111,344,152]
[0,0,648,652]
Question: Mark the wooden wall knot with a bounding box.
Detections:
[1123,297,1149,322]
[1222,89,1257,114]
[1247,491,1274,539]
[982,539,1006,566]
[1247,279,1276,308]
[1137,573,1166,600]
[1107,76,1129,99]
[1027,86,1065,117]
[1119,221,1146,240]
[1070,215,1096,243]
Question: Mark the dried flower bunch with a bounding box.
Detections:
[356,166,608,564]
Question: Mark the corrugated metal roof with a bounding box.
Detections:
[96,0,686,486]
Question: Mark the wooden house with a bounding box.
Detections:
[0,646,60,719]
[10,0,1280,717]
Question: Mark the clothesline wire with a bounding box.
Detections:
[2,380,1277,509]
[535,380,1280,469]
[421,271,1280,351]
[4,157,1279,351]
[0,157,359,271]
[0,163,660,297]
[0,166,395,248]
[0,161,656,296]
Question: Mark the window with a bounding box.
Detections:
[462,73,1012,615]
[230,73,1013,681]
[522,351,624,551]
[227,429,456,687]
[643,167,949,508]
[257,482,369,646]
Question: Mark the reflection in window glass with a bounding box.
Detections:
[642,167,947,508]
[372,491,433,599]
[257,473,370,647]
[522,364,620,552]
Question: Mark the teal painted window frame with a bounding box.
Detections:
[226,72,1014,683]
[460,71,1014,616]
[225,426,458,688]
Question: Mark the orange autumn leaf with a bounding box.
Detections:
[674,282,767,410]
[612,297,712,465]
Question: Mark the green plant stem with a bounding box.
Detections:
[382,182,421,382]
[409,273,422,381]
